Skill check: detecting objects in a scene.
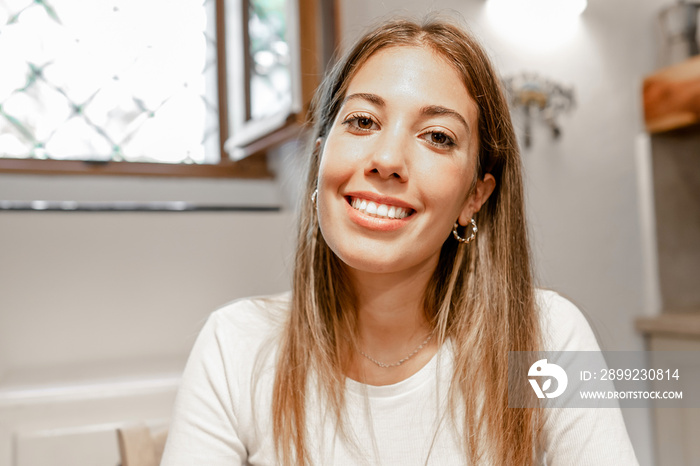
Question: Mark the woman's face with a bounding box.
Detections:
[317,45,494,276]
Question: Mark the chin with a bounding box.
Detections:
[331,242,438,277]
[325,242,392,273]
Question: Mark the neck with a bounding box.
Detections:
[348,257,437,366]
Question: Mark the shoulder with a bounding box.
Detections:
[535,289,601,351]
[181,292,291,397]
[198,292,291,356]
[211,292,291,333]
[163,293,291,464]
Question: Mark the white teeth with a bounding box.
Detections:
[366,202,377,215]
[350,197,411,219]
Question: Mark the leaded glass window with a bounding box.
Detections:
[0,0,220,164]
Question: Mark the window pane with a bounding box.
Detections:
[0,0,220,164]
[248,0,291,121]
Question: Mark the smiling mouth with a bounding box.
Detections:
[346,196,414,219]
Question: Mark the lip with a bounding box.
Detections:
[343,191,416,232]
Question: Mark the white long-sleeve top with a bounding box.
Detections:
[161,290,639,465]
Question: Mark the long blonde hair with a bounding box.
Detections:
[272,17,543,465]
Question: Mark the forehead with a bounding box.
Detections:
[344,45,478,122]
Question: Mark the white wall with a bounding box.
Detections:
[0,210,295,371]
[337,0,673,464]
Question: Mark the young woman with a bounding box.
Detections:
[162,17,638,465]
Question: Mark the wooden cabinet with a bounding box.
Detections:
[644,55,700,133]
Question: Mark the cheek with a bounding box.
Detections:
[317,149,344,196]
[417,159,473,210]
[317,133,359,191]
[316,143,350,225]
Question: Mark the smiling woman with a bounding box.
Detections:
[161,16,639,466]
[317,45,494,278]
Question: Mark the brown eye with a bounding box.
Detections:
[431,133,447,144]
[357,118,373,129]
[421,130,455,148]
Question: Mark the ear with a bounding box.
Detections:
[315,137,323,151]
[458,173,496,226]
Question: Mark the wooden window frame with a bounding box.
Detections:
[0,0,327,179]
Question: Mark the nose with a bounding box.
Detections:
[364,129,409,181]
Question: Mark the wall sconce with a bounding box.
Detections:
[502,73,576,148]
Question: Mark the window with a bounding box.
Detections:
[0,0,324,178]
[224,0,302,163]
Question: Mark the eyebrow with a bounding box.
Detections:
[420,105,471,133]
[342,93,386,107]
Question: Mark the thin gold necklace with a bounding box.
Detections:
[359,333,434,368]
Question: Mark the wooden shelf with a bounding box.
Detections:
[643,55,700,133]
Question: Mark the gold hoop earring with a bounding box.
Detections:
[452,218,477,243]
